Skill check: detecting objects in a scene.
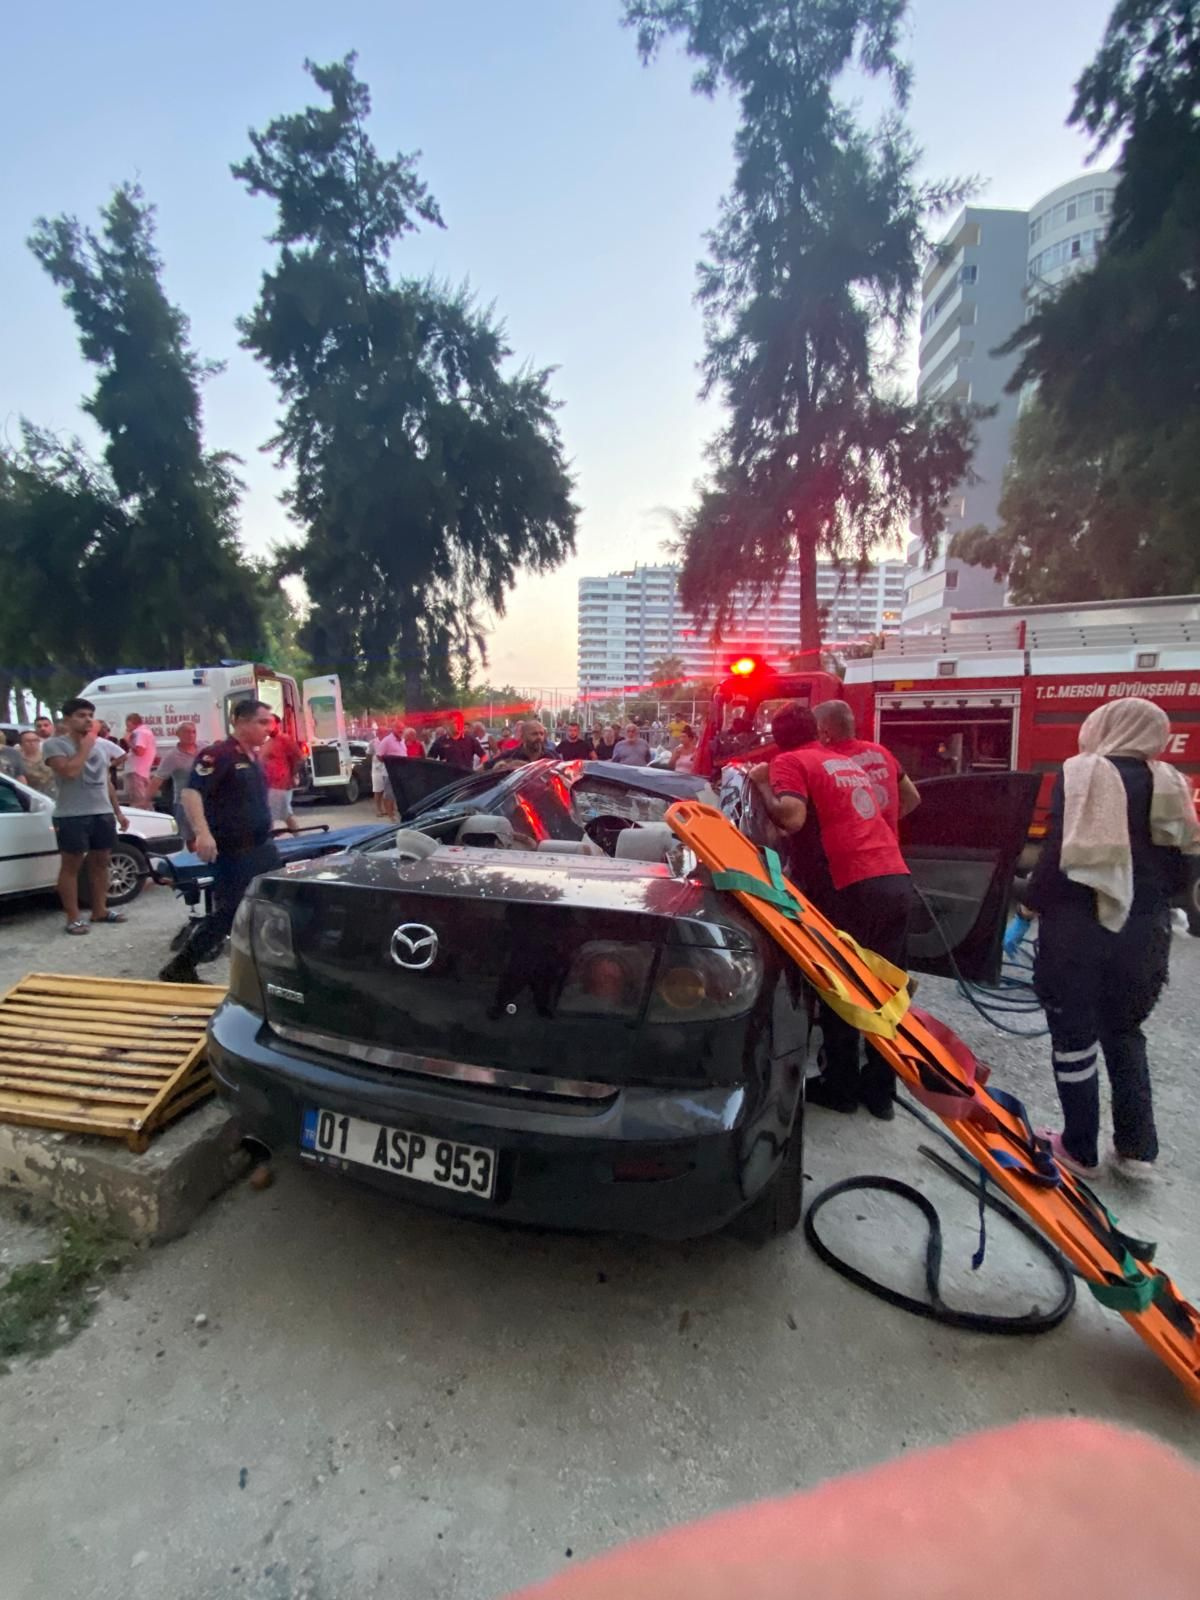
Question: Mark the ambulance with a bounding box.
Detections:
[78,663,365,804]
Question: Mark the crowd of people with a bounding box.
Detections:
[0,711,157,806]
[0,714,60,796]
[363,713,698,817]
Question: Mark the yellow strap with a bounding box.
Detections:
[808,929,911,1039]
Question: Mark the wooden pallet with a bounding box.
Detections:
[0,973,227,1152]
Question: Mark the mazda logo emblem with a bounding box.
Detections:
[390,922,438,970]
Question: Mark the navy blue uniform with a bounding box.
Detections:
[1026,759,1188,1166]
[186,738,280,944]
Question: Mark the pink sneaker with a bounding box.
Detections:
[1110,1147,1158,1183]
[1041,1129,1101,1181]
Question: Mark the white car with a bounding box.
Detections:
[0,772,181,907]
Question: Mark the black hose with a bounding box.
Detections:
[910,881,1049,1039]
[803,1136,1076,1336]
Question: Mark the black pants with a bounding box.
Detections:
[160,840,281,980]
[1033,905,1170,1166]
[818,874,913,1103]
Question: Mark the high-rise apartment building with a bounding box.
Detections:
[577,561,906,697]
[902,207,1029,628]
[1026,172,1117,298]
[902,170,1118,630]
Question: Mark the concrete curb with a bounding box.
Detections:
[0,1102,251,1242]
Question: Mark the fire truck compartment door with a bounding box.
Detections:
[901,772,1040,986]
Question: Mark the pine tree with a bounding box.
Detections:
[624,1,976,652]
[234,56,577,707]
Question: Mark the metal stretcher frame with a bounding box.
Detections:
[666,800,1200,1404]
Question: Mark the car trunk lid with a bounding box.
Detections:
[251,846,747,1087]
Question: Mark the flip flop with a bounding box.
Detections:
[91,910,128,925]
[64,920,90,935]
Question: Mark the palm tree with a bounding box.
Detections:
[647,654,687,687]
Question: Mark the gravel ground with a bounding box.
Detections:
[2,810,1199,1600]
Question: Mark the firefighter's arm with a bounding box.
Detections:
[748,763,807,833]
[899,774,921,817]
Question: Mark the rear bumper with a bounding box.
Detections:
[208,999,785,1240]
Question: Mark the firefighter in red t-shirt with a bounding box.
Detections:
[749,700,914,1119]
[813,700,922,833]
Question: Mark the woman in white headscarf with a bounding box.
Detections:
[1024,697,1199,1180]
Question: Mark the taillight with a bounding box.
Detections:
[556,941,762,1022]
[228,898,264,1013]
[647,947,762,1022]
[558,941,654,1019]
[252,901,296,968]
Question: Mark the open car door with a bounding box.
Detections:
[386,757,469,815]
[901,772,1040,986]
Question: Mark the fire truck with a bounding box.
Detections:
[699,594,1200,926]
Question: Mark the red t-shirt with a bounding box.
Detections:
[823,737,904,836]
[262,734,302,792]
[769,744,908,890]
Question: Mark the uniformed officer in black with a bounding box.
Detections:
[159,699,281,982]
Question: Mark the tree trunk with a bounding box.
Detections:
[797,538,822,660]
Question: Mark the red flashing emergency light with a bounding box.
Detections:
[729,656,760,677]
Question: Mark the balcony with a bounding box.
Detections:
[918,342,974,404]
[918,284,966,356]
[919,298,977,369]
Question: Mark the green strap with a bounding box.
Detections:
[1076,1185,1159,1263]
[1099,1205,1158,1264]
[1088,1253,1167,1314]
[764,848,791,899]
[711,868,800,918]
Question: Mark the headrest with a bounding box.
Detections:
[455,814,515,848]
[614,823,674,862]
[392,829,439,861]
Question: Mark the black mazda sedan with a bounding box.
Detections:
[207,763,1037,1239]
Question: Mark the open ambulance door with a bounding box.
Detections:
[901,771,1040,986]
[303,675,349,790]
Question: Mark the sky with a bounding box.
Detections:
[0,0,1117,694]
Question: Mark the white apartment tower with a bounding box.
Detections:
[902,207,1029,628]
[903,170,1119,629]
[577,561,907,697]
[1026,172,1117,299]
